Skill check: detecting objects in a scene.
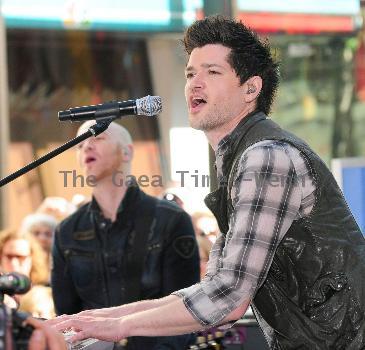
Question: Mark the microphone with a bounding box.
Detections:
[0,272,31,295]
[58,95,162,122]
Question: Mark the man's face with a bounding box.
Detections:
[184,44,246,132]
[76,126,124,182]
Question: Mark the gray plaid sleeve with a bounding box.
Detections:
[173,141,306,326]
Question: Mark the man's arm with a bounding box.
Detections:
[47,295,173,321]
[170,142,304,327]
[125,295,249,337]
[51,295,249,343]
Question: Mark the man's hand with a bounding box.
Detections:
[51,316,126,343]
[26,317,67,350]
[45,305,131,328]
[45,308,122,329]
[45,313,78,327]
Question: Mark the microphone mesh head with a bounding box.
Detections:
[136,95,162,116]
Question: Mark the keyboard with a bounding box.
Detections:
[63,330,114,350]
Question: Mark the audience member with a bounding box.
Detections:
[0,229,49,285]
[191,211,219,243]
[36,196,77,222]
[196,234,213,279]
[0,229,50,312]
[21,213,57,268]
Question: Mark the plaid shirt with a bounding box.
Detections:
[173,139,316,326]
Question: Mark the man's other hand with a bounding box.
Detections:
[51,315,125,343]
[26,317,67,350]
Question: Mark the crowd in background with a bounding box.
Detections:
[0,190,218,320]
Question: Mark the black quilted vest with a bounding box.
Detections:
[205,112,365,349]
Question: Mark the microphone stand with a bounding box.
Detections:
[0,118,115,188]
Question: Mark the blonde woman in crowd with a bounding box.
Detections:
[0,229,49,285]
[0,229,52,316]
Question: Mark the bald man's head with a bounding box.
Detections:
[77,121,133,149]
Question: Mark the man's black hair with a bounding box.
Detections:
[183,15,280,115]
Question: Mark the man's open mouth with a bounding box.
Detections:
[191,97,207,108]
[85,156,96,164]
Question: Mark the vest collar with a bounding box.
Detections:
[215,110,267,187]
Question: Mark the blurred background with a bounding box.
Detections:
[0,0,364,230]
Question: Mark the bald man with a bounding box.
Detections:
[51,122,200,349]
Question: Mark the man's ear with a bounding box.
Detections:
[243,76,262,103]
[122,144,134,162]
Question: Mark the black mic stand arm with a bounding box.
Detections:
[0,118,115,188]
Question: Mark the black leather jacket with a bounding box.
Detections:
[205,112,365,349]
[52,185,200,349]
